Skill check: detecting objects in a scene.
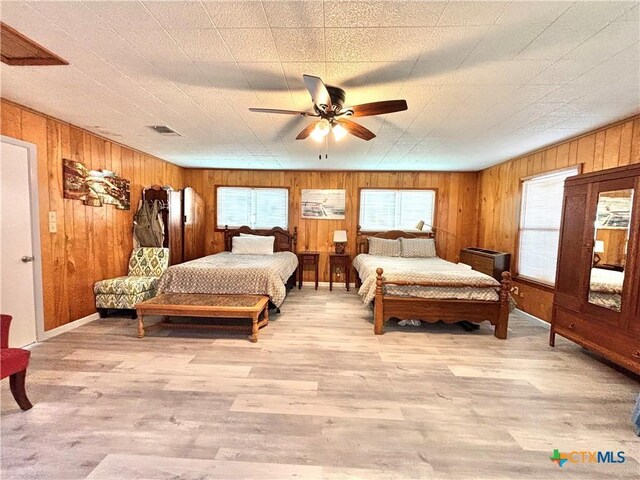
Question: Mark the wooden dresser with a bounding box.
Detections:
[460,247,511,281]
[551,164,640,374]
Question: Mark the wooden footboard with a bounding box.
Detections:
[373,268,511,339]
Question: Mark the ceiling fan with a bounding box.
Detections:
[249,75,408,142]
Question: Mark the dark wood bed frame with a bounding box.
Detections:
[223,225,298,291]
[355,228,511,339]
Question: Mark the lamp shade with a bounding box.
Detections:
[415,220,425,231]
[594,240,605,253]
[333,230,347,243]
[332,123,348,141]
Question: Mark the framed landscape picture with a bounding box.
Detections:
[301,189,346,220]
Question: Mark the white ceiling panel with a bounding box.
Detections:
[262,0,325,28]
[530,60,595,85]
[554,1,636,27]
[218,28,280,61]
[142,1,214,29]
[437,1,509,26]
[495,2,573,25]
[239,62,288,92]
[324,1,446,27]
[202,1,269,28]
[516,22,604,60]
[166,28,234,63]
[272,28,325,62]
[564,18,640,66]
[1,0,638,171]
[86,1,164,31]
[325,27,430,62]
[464,24,548,64]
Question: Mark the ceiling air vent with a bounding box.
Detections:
[149,125,182,136]
[1,22,68,66]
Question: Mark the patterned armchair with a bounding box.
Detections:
[94,247,169,316]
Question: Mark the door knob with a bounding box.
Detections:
[21,256,34,263]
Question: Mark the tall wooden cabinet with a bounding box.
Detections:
[551,164,640,374]
[182,187,205,262]
[142,186,204,265]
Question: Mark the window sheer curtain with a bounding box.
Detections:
[217,187,288,229]
[518,167,579,285]
[359,189,435,231]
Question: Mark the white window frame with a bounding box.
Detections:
[358,188,437,232]
[517,166,580,286]
[216,186,289,230]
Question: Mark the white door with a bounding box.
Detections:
[0,141,38,347]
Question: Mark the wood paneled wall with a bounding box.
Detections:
[478,115,640,321]
[1,100,184,330]
[184,169,479,282]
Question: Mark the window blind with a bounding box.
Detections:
[217,187,288,229]
[518,167,579,285]
[359,189,436,231]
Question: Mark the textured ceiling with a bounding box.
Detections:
[1,1,639,171]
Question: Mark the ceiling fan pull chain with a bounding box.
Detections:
[325,135,329,160]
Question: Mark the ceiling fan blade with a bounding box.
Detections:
[303,74,332,111]
[347,100,408,117]
[336,119,376,141]
[295,122,319,140]
[249,108,315,116]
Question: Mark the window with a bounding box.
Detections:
[216,187,288,229]
[518,167,579,285]
[359,189,436,231]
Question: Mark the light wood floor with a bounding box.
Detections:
[1,287,639,479]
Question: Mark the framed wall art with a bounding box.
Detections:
[301,189,346,220]
[63,159,130,210]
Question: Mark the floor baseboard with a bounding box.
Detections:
[515,308,550,328]
[38,312,100,341]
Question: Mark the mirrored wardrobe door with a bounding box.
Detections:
[587,188,634,312]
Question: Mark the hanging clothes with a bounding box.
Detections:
[133,199,165,247]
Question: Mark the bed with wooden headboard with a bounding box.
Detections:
[354,228,511,338]
[156,226,298,308]
[223,225,298,290]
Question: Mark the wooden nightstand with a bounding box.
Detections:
[329,253,351,291]
[298,251,319,290]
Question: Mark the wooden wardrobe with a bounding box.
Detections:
[142,186,205,265]
[551,164,640,374]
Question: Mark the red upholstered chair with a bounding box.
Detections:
[1,314,33,410]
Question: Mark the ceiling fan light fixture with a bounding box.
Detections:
[332,123,348,141]
[310,119,331,142]
[250,74,407,143]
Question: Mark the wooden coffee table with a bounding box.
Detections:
[135,293,270,342]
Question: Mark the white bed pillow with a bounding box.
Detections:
[232,236,275,255]
[368,237,402,257]
[400,238,437,258]
[239,233,262,237]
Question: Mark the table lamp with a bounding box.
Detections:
[333,230,347,254]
